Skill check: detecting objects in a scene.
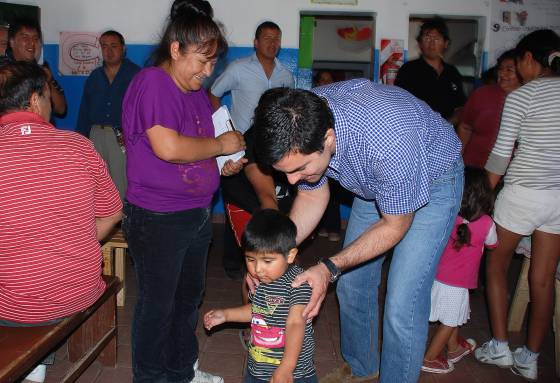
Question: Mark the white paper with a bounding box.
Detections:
[212,105,245,172]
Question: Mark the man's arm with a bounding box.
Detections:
[293,211,414,318]
[245,163,278,210]
[289,183,330,245]
[96,210,122,241]
[43,65,66,116]
[271,305,306,383]
[456,121,473,155]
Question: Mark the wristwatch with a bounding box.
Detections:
[320,258,341,283]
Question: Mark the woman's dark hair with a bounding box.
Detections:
[416,17,449,42]
[242,209,297,257]
[454,167,495,250]
[515,29,560,74]
[253,88,334,166]
[0,61,47,115]
[150,0,227,66]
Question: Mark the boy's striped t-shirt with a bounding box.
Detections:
[247,265,315,379]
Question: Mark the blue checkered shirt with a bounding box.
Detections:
[301,79,461,215]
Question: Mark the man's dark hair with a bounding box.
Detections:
[7,17,42,41]
[255,21,281,40]
[100,30,125,46]
[253,88,334,166]
[242,209,296,257]
[0,61,47,115]
[416,17,449,42]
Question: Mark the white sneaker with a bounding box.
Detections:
[474,340,513,368]
[511,347,538,381]
[191,360,224,383]
[23,364,46,383]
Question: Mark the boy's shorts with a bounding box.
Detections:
[493,184,560,235]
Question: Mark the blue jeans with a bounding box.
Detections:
[337,159,463,383]
[123,202,212,383]
[244,372,318,383]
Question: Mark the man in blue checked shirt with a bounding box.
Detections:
[253,79,464,383]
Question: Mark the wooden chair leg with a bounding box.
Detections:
[508,257,531,332]
[114,248,126,307]
[101,245,113,276]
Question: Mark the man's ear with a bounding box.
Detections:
[324,128,336,149]
[287,248,298,264]
[28,92,40,113]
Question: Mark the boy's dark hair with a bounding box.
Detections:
[255,21,281,40]
[8,17,42,41]
[100,30,125,46]
[454,167,495,250]
[0,61,47,115]
[242,209,297,257]
[253,87,334,166]
[416,17,449,42]
[515,29,560,74]
[150,0,227,66]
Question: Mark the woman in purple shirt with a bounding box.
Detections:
[121,1,245,382]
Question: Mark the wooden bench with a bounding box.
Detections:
[0,276,121,383]
[101,229,128,307]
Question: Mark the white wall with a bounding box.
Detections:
[22,0,492,50]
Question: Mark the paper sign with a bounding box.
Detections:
[212,106,245,172]
[59,32,102,76]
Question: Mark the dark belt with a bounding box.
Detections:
[92,124,115,130]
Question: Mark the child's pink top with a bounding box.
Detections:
[435,215,497,289]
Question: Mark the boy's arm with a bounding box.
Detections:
[204,304,252,330]
[272,304,306,383]
[225,303,253,323]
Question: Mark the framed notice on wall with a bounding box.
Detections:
[59,32,102,76]
[311,0,357,5]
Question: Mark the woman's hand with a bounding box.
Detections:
[221,158,248,176]
[217,131,245,155]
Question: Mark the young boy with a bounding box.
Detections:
[204,209,316,383]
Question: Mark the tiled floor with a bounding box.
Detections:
[44,223,559,382]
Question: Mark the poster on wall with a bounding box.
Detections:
[489,0,560,65]
[379,39,403,85]
[59,32,102,76]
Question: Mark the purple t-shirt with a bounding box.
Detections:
[122,67,219,212]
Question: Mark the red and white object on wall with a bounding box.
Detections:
[379,38,404,85]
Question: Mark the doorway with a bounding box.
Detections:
[298,11,376,89]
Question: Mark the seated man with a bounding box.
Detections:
[0,62,122,383]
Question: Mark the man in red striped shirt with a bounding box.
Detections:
[0,62,121,325]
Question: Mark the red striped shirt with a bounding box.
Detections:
[0,111,122,323]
